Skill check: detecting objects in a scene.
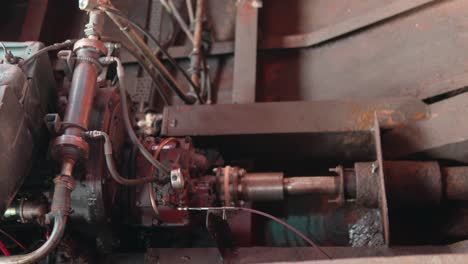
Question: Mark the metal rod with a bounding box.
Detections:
[167,0,195,43]
[283,177,338,195]
[186,0,195,24]
[190,0,205,88]
[0,214,67,264]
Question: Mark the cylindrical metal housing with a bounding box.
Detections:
[284,176,337,195]
[239,173,284,201]
[51,39,105,162]
[384,161,442,207]
[63,48,100,135]
[442,166,468,201]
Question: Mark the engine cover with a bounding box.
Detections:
[0,42,55,216]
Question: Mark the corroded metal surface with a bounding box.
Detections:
[384,161,442,207]
[162,98,428,136]
[383,92,468,162]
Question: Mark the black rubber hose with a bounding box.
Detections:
[100,7,204,104]
[101,38,171,105]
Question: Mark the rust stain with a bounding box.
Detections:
[355,111,375,130]
[412,112,426,121]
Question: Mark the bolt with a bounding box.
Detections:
[78,0,89,10]
[371,163,378,174]
[169,119,177,128]
[238,168,246,176]
[251,0,263,8]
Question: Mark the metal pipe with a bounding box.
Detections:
[3,198,49,224]
[60,159,75,176]
[240,173,284,201]
[0,164,75,264]
[0,214,67,264]
[284,177,338,195]
[186,0,195,24]
[190,0,205,88]
[167,0,195,43]
[442,166,468,201]
[82,130,162,185]
[63,49,100,136]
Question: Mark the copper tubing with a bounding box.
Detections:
[283,177,338,196]
[148,137,178,217]
[190,0,205,87]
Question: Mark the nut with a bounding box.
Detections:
[170,169,185,190]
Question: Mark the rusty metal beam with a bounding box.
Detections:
[120,0,436,61]
[20,0,49,41]
[231,0,260,104]
[161,97,427,136]
[382,93,468,162]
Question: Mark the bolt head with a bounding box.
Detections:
[169,119,177,128]
[78,0,89,10]
[251,0,263,8]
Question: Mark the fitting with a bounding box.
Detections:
[51,175,76,216]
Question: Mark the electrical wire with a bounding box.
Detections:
[0,240,11,256]
[148,137,178,217]
[179,206,332,260]
[99,6,204,104]
[0,228,27,251]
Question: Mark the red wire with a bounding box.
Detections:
[0,240,11,256]
[0,228,27,251]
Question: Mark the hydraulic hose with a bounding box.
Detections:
[99,56,170,175]
[0,173,75,264]
[82,130,160,185]
[101,7,200,104]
